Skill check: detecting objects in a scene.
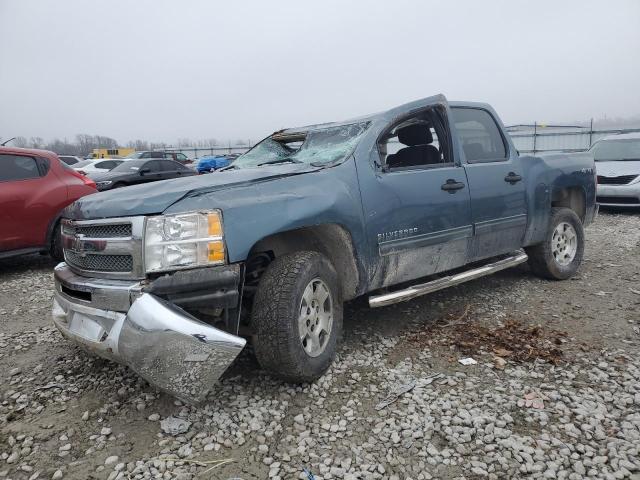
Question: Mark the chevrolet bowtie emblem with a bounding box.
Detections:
[73,233,87,257]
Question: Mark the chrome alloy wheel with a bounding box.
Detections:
[551,222,578,266]
[298,278,333,357]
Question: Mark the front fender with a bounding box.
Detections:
[163,161,369,268]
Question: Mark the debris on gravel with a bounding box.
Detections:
[1,212,639,479]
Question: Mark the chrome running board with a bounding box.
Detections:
[368,252,528,308]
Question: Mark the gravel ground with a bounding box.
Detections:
[1,211,639,480]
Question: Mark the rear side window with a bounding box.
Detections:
[451,108,507,163]
[96,160,120,169]
[0,154,41,181]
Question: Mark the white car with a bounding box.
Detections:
[73,158,124,176]
[592,132,640,208]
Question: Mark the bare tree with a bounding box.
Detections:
[127,139,150,151]
[12,136,28,148]
[29,136,44,149]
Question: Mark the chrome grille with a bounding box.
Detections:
[65,251,133,272]
[597,175,638,185]
[62,223,132,238]
[62,217,145,280]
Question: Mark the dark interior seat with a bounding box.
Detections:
[387,124,440,168]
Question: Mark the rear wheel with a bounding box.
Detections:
[50,222,63,262]
[525,207,584,280]
[251,251,342,382]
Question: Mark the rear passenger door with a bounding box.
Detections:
[451,107,527,260]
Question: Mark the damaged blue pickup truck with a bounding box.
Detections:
[53,95,597,402]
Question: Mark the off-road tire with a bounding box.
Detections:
[525,207,584,280]
[50,222,64,262]
[252,251,342,382]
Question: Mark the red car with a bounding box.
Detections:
[0,147,97,260]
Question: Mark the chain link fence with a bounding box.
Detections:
[505,123,640,154]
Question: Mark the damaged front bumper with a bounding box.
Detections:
[52,263,246,403]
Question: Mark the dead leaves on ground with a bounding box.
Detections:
[408,307,568,365]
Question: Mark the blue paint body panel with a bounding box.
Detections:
[64,95,597,297]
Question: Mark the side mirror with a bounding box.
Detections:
[139,168,151,175]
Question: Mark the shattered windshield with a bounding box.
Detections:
[232,122,369,169]
[591,139,640,161]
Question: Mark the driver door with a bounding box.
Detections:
[358,101,473,289]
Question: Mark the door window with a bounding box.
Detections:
[451,108,507,163]
[379,107,452,171]
[143,160,162,172]
[160,160,178,171]
[0,155,41,182]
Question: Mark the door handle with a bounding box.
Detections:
[441,179,465,193]
[504,172,522,184]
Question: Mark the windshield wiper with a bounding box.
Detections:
[219,164,238,171]
[257,158,302,166]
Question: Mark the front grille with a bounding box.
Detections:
[62,223,132,238]
[597,196,640,205]
[65,251,133,272]
[62,217,144,279]
[597,175,638,185]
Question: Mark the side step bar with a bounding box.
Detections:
[369,252,529,308]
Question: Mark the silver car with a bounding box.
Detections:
[593,132,640,207]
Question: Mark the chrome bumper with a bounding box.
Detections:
[52,263,246,403]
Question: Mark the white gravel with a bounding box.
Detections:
[0,212,639,479]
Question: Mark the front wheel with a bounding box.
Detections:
[525,207,585,280]
[251,251,342,382]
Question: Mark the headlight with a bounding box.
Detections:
[96,180,112,188]
[144,210,225,273]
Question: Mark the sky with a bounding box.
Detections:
[1,0,639,145]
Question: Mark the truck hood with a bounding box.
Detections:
[64,163,321,220]
[595,160,640,177]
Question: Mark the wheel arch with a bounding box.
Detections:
[45,212,63,248]
[247,223,361,300]
[551,186,586,223]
